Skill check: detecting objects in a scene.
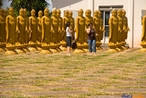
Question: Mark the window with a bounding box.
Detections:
[99,5,123,37]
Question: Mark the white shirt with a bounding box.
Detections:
[66,27,72,37]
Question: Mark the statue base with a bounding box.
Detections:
[115,47,122,52]
[121,46,128,50]
[73,48,85,54]
[50,49,59,53]
[41,43,52,54]
[96,47,102,50]
[36,41,42,51]
[60,46,67,51]
[5,50,18,55]
[37,47,42,51]
[116,42,123,52]
[23,44,30,52]
[0,43,6,52]
[140,48,146,52]
[0,47,6,52]
[28,47,38,52]
[83,48,89,53]
[16,48,26,54]
[60,41,66,51]
[5,44,18,55]
[40,49,52,54]
[83,42,88,52]
[107,48,118,53]
[15,43,26,54]
[28,41,38,52]
[140,41,146,52]
[23,48,30,52]
[107,42,118,53]
[96,42,102,50]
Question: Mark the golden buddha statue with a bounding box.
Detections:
[56,9,62,46]
[23,8,30,52]
[85,9,93,30]
[23,9,29,45]
[0,9,6,52]
[40,8,52,54]
[68,10,75,49]
[37,10,43,44]
[108,9,118,52]
[28,9,38,51]
[140,12,146,51]
[2,10,7,44]
[99,12,105,49]
[60,10,70,51]
[93,10,102,50]
[5,7,17,55]
[37,10,43,51]
[15,8,26,53]
[84,9,93,51]
[117,9,123,51]
[122,9,130,49]
[50,9,59,53]
[69,11,75,31]
[3,9,7,19]
[74,9,86,53]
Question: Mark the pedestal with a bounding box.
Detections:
[107,42,118,53]
[5,44,18,55]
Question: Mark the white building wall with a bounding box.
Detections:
[133,0,146,47]
[52,0,92,17]
[52,0,146,48]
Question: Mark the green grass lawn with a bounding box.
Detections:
[0,48,146,98]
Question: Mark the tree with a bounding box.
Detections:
[0,0,2,8]
[9,0,49,16]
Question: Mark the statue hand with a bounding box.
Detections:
[16,29,20,33]
[52,30,55,33]
[29,29,32,33]
[38,29,41,33]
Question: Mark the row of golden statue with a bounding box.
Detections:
[0,7,131,55]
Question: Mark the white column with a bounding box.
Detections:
[127,0,134,48]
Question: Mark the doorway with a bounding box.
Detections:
[99,5,123,44]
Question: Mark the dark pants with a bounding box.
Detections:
[66,37,71,47]
[87,39,96,52]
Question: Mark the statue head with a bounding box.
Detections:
[117,9,122,17]
[38,10,43,17]
[78,9,83,17]
[85,9,91,17]
[23,9,27,17]
[19,8,24,17]
[31,9,36,17]
[112,9,117,17]
[64,10,69,17]
[44,8,49,17]
[0,8,3,15]
[56,9,61,17]
[52,9,57,17]
[3,10,7,17]
[122,9,126,17]
[68,11,73,18]
[8,7,14,16]
[95,10,101,18]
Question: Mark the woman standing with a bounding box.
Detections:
[86,23,98,55]
[66,22,73,56]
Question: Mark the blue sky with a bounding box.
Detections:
[1,0,53,11]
